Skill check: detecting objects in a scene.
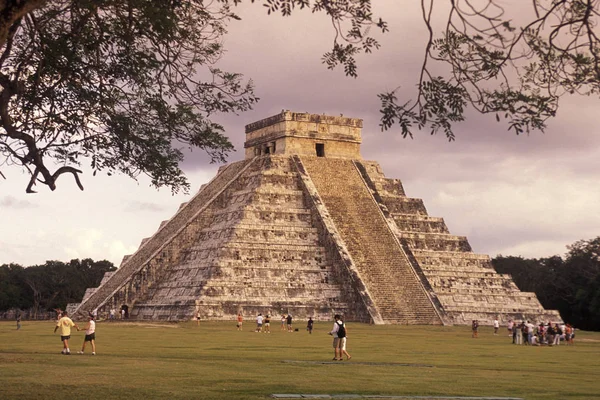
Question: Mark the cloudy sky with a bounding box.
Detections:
[1,1,599,267]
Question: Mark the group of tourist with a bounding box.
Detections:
[507,320,575,346]
[53,310,96,355]
[234,312,351,360]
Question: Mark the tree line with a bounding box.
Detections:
[492,236,600,332]
[0,258,116,318]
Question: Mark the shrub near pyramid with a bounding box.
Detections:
[71,111,562,325]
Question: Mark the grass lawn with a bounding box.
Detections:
[1,320,599,399]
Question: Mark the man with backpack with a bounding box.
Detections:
[328,314,350,361]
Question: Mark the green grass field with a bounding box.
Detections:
[1,320,599,399]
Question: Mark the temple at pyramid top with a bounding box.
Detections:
[244,110,363,159]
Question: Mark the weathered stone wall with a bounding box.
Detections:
[129,155,353,321]
[73,159,255,318]
[244,111,362,159]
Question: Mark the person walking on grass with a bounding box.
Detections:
[78,315,96,355]
[16,313,21,330]
[54,311,79,355]
[339,317,351,360]
[307,317,314,334]
[328,314,348,361]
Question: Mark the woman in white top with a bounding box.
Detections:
[78,316,96,355]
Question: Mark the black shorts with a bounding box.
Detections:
[84,333,96,342]
[60,335,71,341]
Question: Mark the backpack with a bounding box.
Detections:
[336,321,346,338]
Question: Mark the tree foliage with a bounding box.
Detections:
[0,0,257,193]
[493,237,600,331]
[251,1,600,139]
[0,258,116,316]
[1,1,599,193]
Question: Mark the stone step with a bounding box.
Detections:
[435,287,536,296]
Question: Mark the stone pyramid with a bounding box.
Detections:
[71,111,561,325]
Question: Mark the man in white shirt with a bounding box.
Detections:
[256,313,263,333]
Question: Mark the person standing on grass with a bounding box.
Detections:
[471,320,479,338]
[54,311,79,355]
[16,313,21,330]
[256,313,263,333]
[507,319,514,337]
[493,318,499,335]
[264,315,271,333]
[328,314,344,361]
[280,315,286,331]
[195,310,200,326]
[78,315,96,355]
[237,312,243,331]
[307,317,314,334]
[286,314,293,332]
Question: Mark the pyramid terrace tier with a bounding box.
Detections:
[131,300,351,321]
[392,214,450,234]
[400,232,472,252]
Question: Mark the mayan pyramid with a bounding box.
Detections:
[71,111,561,325]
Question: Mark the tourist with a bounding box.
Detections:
[121,308,125,320]
[553,324,561,346]
[286,314,293,332]
[195,310,200,326]
[493,318,499,335]
[53,311,79,355]
[471,320,479,338]
[256,313,263,333]
[525,320,535,345]
[307,317,314,334]
[78,315,96,355]
[339,317,351,360]
[109,308,115,321]
[16,313,21,330]
[565,324,574,345]
[328,314,345,361]
[236,312,243,331]
[264,315,271,333]
[546,322,555,345]
[507,319,514,337]
[538,322,546,344]
[280,315,286,331]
